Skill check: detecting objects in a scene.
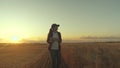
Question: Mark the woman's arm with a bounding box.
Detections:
[58,32,62,43]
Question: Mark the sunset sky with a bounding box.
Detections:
[0,0,120,43]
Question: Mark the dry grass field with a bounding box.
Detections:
[0,43,120,68]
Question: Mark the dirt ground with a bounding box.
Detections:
[0,43,120,68]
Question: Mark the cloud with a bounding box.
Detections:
[80,36,120,39]
[0,39,7,43]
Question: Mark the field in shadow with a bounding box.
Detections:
[0,43,120,68]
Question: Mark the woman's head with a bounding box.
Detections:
[51,24,59,31]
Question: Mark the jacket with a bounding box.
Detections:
[47,31,62,50]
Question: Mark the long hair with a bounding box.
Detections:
[48,28,53,34]
[47,28,53,44]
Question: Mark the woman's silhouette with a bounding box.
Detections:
[47,23,62,68]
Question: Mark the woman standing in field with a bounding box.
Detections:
[47,23,62,68]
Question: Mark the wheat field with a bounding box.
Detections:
[0,43,120,68]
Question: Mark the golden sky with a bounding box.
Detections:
[0,0,120,43]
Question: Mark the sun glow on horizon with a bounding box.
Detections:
[10,36,21,43]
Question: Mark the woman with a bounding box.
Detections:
[47,23,62,68]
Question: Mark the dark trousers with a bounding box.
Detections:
[50,50,61,68]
